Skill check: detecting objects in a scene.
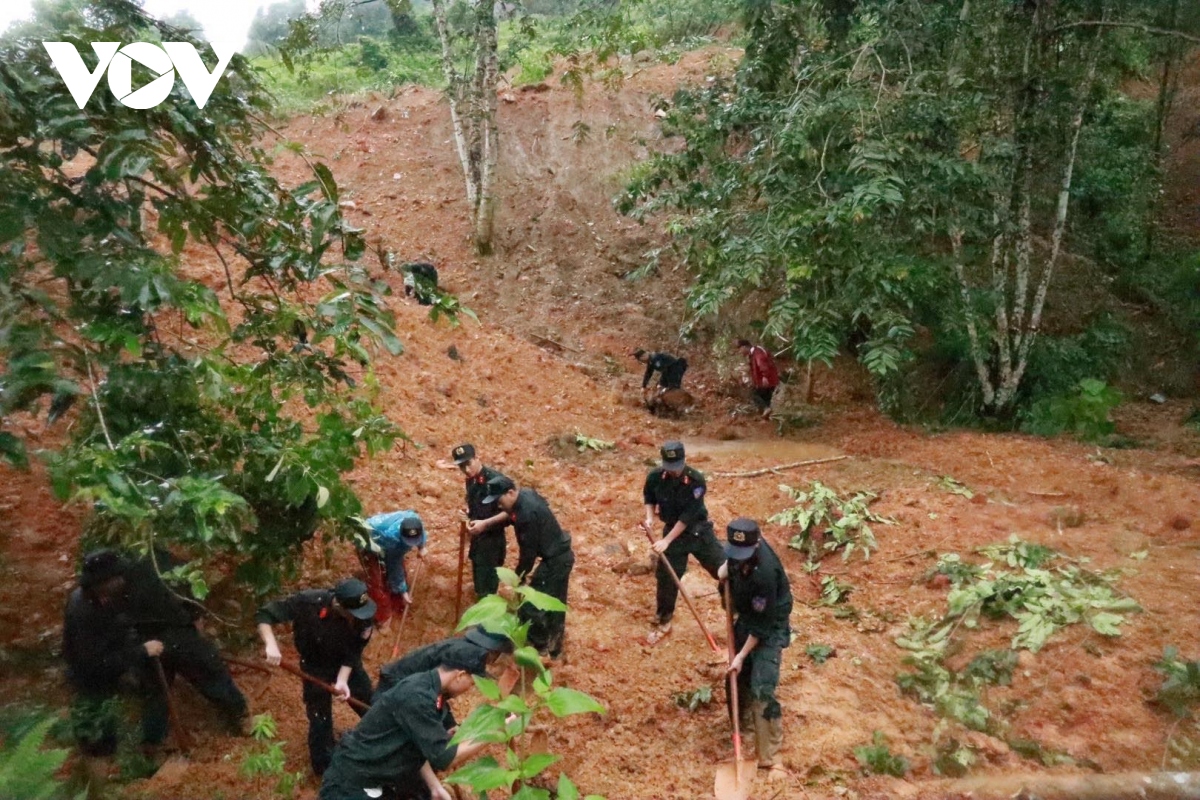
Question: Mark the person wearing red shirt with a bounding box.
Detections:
[737,339,780,419]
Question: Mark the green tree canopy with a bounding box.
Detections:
[0,0,404,591]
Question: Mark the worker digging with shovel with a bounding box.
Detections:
[718,517,793,785]
[641,440,725,645]
[255,577,377,777]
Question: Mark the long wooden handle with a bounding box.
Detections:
[151,655,192,750]
[724,580,743,782]
[277,661,371,713]
[391,557,424,658]
[454,519,468,626]
[641,525,722,653]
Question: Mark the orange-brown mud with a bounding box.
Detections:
[2,48,1200,800]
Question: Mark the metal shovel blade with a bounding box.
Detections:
[714,759,756,800]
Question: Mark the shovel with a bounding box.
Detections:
[454,518,468,628]
[391,556,425,658]
[639,524,722,653]
[714,581,755,800]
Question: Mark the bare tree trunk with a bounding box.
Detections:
[1000,31,1103,408]
[430,0,478,208]
[472,0,499,255]
[951,229,997,408]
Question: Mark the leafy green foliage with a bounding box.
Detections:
[853,731,909,778]
[672,685,713,712]
[895,538,1140,756]
[805,643,835,665]
[573,433,614,453]
[618,0,1199,417]
[772,481,893,562]
[1022,379,1123,442]
[819,576,852,607]
[447,577,604,799]
[240,713,305,799]
[0,717,80,800]
[913,539,1140,653]
[0,1,406,593]
[1155,647,1200,719]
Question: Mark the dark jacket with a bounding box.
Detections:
[641,352,683,389]
[255,589,372,670]
[466,465,507,522]
[504,489,572,578]
[729,540,793,646]
[321,670,458,794]
[376,637,491,698]
[62,587,146,692]
[643,466,709,530]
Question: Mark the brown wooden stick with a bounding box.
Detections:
[640,525,721,653]
[724,580,743,784]
[277,661,371,713]
[454,519,468,627]
[391,557,424,659]
[151,656,192,750]
[709,455,850,478]
[223,656,372,713]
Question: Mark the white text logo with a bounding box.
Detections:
[42,42,234,110]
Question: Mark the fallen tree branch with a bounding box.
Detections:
[710,455,850,478]
[944,771,1200,799]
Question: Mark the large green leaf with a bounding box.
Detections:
[544,687,605,717]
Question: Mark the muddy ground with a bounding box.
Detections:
[1,48,1199,800]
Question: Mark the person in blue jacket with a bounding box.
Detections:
[353,511,427,629]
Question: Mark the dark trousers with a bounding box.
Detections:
[319,770,428,800]
[303,660,373,776]
[727,627,785,720]
[470,529,507,597]
[655,522,724,621]
[753,386,776,410]
[660,359,687,389]
[154,627,248,736]
[519,551,574,655]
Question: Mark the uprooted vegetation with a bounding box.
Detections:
[893,537,1141,772]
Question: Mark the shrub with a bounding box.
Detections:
[854,732,909,777]
[1021,379,1122,442]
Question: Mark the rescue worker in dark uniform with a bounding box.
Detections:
[484,474,574,659]
[453,443,511,598]
[375,626,512,700]
[633,348,688,390]
[256,578,377,776]
[720,517,793,781]
[641,440,724,644]
[63,549,249,754]
[63,550,166,756]
[319,664,489,800]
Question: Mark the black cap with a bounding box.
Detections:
[660,440,685,471]
[452,443,476,465]
[482,474,516,504]
[463,626,513,653]
[633,348,646,360]
[724,517,761,560]
[333,578,377,620]
[399,514,424,544]
[80,549,124,591]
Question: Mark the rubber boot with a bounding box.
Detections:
[753,700,786,780]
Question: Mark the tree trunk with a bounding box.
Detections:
[430,0,478,209]
[472,0,499,255]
